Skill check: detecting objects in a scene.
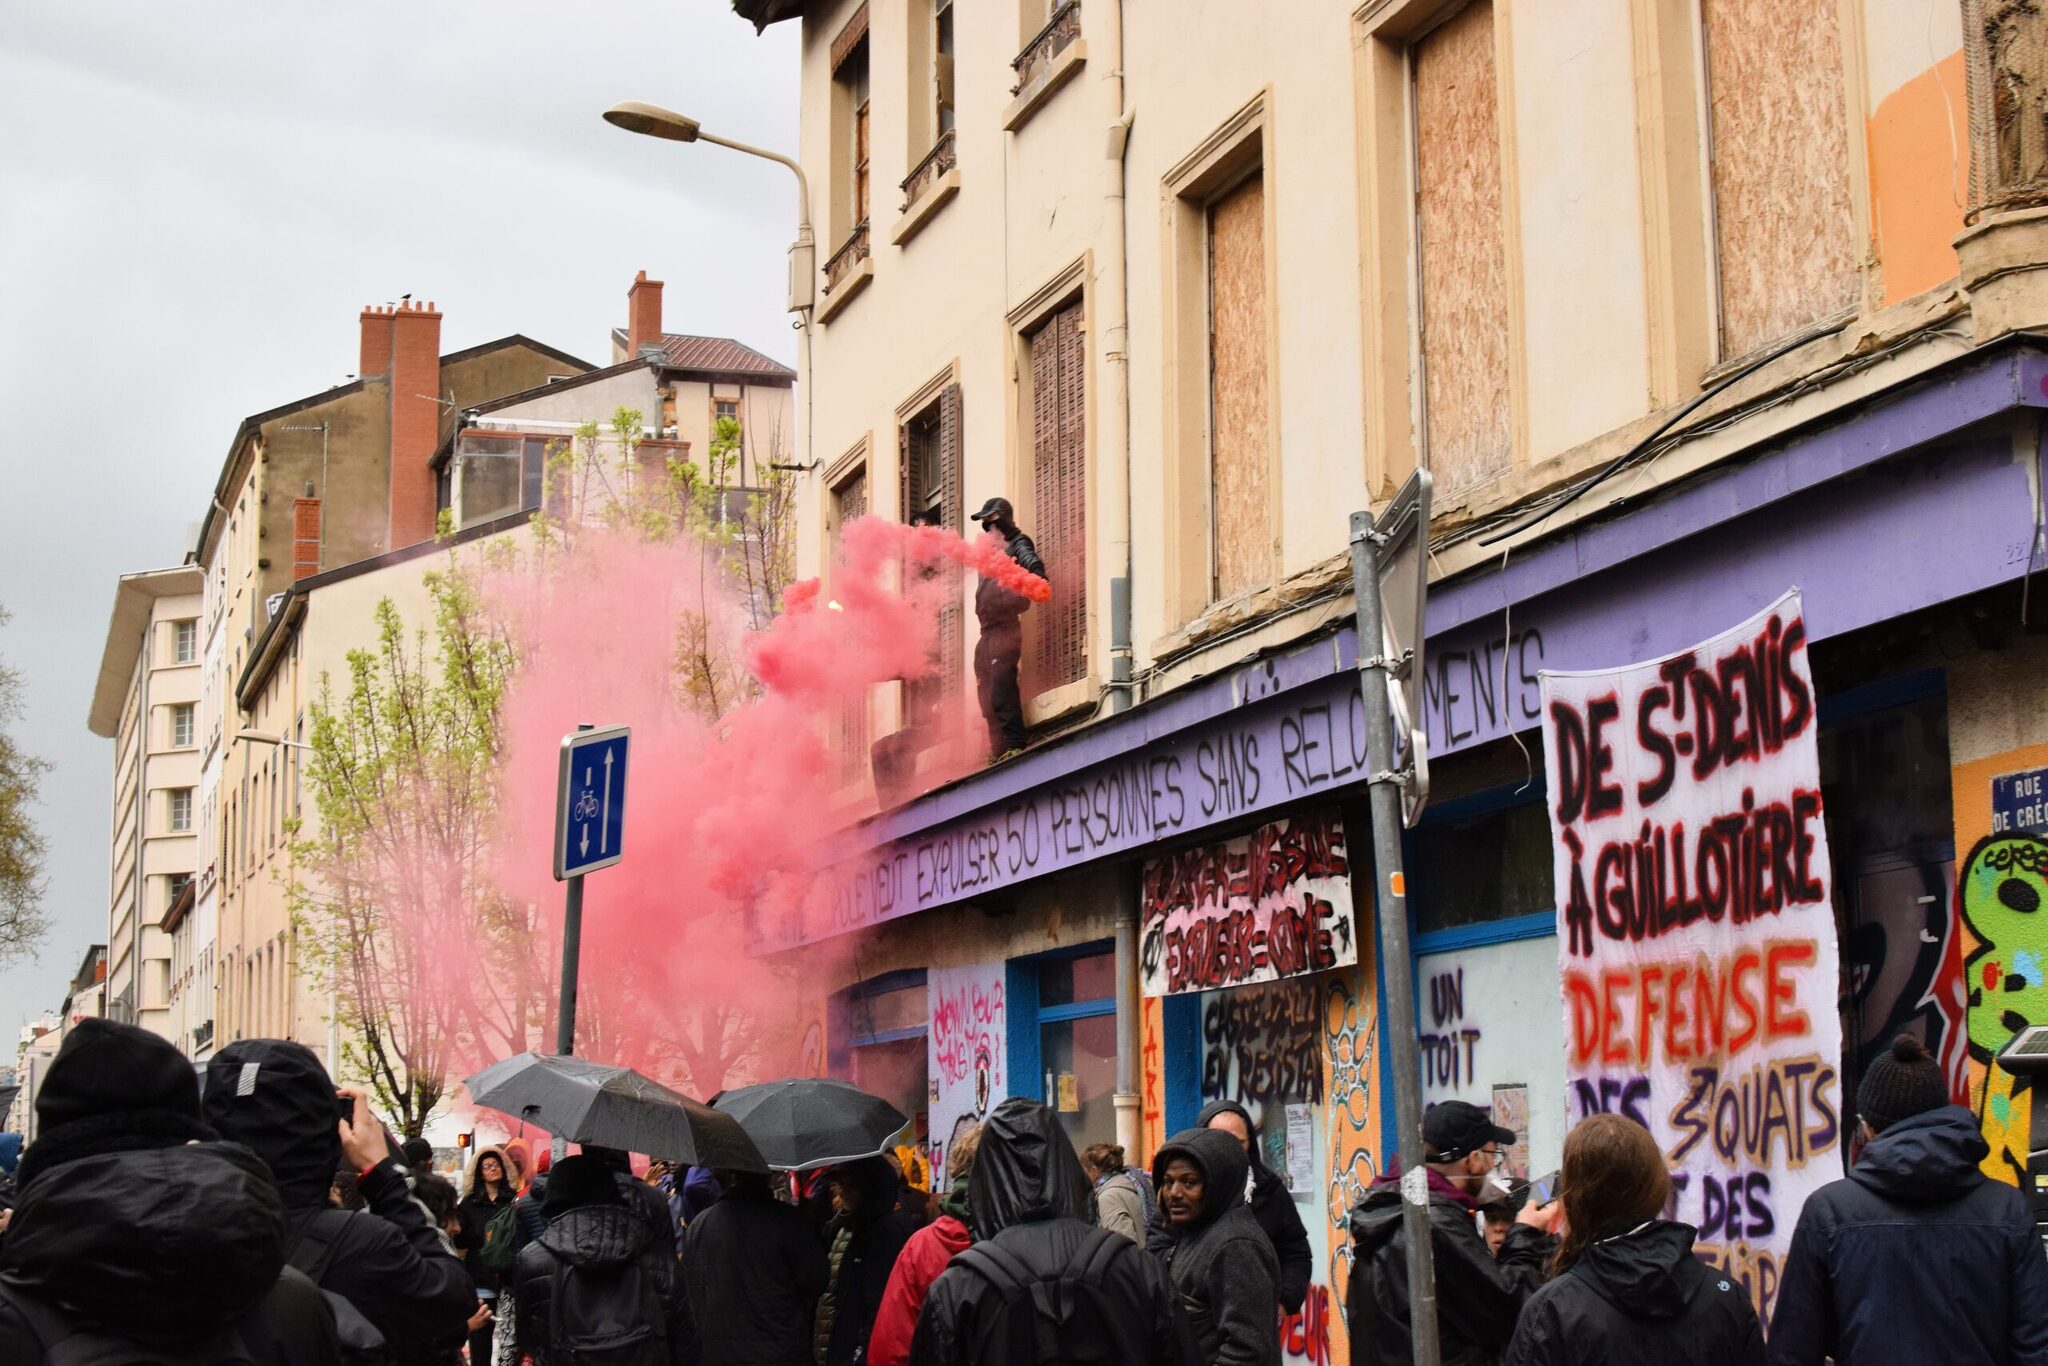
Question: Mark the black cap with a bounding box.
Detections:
[1423,1100,1515,1161]
[971,497,1013,525]
[1857,1034,1950,1133]
[35,1018,200,1133]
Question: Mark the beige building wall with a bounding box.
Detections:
[88,568,202,1045]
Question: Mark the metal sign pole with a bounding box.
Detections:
[556,874,585,1057]
[1349,508,1441,1366]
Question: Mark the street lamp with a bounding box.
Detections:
[603,100,817,470]
[235,728,315,753]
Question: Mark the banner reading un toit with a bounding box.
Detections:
[1540,590,1841,1326]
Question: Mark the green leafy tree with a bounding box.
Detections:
[0,605,49,965]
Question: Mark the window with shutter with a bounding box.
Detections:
[1028,301,1086,691]
[831,464,871,782]
[901,385,965,747]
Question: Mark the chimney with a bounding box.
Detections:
[627,270,665,357]
[365,299,445,550]
[292,494,322,580]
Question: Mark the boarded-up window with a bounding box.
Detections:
[1701,0,1858,358]
[1414,0,1511,497]
[831,464,870,782]
[1028,301,1087,692]
[1208,171,1271,601]
[901,385,964,742]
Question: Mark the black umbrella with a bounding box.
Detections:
[713,1078,909,1172]
[465,1053,766,1173]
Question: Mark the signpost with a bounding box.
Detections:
[1347,470,1439,1366]
[553,724,629,1062]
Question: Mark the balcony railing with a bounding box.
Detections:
[1012,1,1081,94]
[824,221,872,293]
[900,129,958,213]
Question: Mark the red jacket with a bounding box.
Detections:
[867,1214,971,1366]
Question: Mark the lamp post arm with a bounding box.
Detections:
[697,131,811,238]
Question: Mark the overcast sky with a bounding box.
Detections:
[0,2,799,1029]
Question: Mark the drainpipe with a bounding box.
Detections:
[1097,0,1143,1162]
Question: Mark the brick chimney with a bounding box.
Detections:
[292,494,322,580]
[627,270,665,357]
[360,300,445,549]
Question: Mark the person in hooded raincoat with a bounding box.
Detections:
[684,1166,828,1366]
[1503,1114,1764,1366]
[908,1098,1194,1366]
[202,1038,476,1366]
[1152,1126,1282,1366]
[1768,1034,2048,1366]
[1347,1099,1554,1366]
[514,1154,689,1365]
[0,1019,340,1364]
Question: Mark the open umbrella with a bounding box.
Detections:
[713,1078,908,1171]
[465,1053,766,1173]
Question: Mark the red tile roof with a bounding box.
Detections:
[611,329,796,381]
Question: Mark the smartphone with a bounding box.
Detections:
[1531,1170,1561,1204]
[337,1095,358,1125]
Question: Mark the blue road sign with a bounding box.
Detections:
[554,725,629,880]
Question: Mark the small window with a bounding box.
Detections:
[167,788,193,833]
[1411,797,1553,936]
[935,0,956,135]
[166,873,192,909]
[170,703,195,748]
[1032,948,1116,1152]
[714,399,739,425]
[172,620,197,664]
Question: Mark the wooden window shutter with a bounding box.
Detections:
[937,383,965,691]
[1030,302,1086,691]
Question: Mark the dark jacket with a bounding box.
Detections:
[515,1174,551,1251]
[515,1201,688,1366]
[1504,1220,1765,1366]
[201,1039,476,1366]
[0,1132,340,1363]
[1768,1106,2048,1365]
[1184,1100,1314,1314]
[819,1159,923,1366]
[974,526,1045,627]
[682,1184,829,1366]
[458,1167,519,1294]
[1348,1163,1549,1366]
[1152,1127,1282,1366]
[909,1098,1196,1366]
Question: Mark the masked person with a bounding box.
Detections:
[1348,1100,1556,1366]
[969,496,1045,762]
[909,1099,1194,1366]
[0,1019,340,1364]
[1504,1115,1764,1366]
[1769,1034,2048,1366]
[1151,1127,1282,1366]
[203,1038,475,1366]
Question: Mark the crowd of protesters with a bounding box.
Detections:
[1,1020,2045,1364]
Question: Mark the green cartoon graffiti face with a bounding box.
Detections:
[1961,834,2048,1060]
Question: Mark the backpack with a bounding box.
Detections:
[547,1252,668,1366]
[0,1282,256,1366]
[479,1198,522,1276]
[951,1226,1133,1366]
[289,1210,395,1366]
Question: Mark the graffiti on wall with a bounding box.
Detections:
[1421,967,1483,1090]
[927,963,1006,1188]
[1202,978,1326,1119]
[1963,832,2048,1186]
[1141,809,1357,996]
[1542,592,1842,1325]
[1321,969,1379,1366]
[1140,994,1165,1166]
[1280,1285,1333,1366]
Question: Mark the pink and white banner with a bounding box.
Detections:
[1541,590,1841,1324]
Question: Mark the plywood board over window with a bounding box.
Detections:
[1415,0,1512,500]
[1702,0,1858,359]
[1029,301,1087,693]
[1208,172,1271,601]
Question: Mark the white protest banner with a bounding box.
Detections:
[1541,590,1840,1324]
[1139,807,1357,997]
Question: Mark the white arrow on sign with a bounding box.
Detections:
[601,749,615,853]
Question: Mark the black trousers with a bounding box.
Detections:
[974,620,1027,755]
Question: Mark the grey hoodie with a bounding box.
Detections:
[1151,1127,1281,1366]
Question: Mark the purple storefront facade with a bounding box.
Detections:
[791,337,2048,1328]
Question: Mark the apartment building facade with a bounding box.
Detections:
[741,0,2048,1352]
[86,566,204,1042]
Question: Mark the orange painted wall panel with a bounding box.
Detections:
[1868,50,1970,306]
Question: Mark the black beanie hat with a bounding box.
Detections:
[1857,1034,1949,1133]
[35,1019,199,1133]
[545,1154,623,1216]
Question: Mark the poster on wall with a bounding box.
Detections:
[1140,808,1357,996]
[927,963,1005,1189]
[1541,589,1841,1321]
